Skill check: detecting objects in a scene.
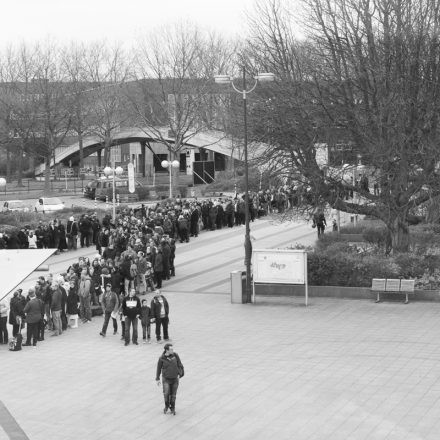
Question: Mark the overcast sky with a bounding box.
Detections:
[1,0,257,46]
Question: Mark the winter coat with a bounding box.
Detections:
[66,289,80,315]
[122,295,141,319]
[24,297,44,324]
[155,352,184,381]
[66,220,78,236]
[78,276,91,297]
[101,290,119,313]
[150,295,169,320]
[154,252,164,273]
[140,305,153,326]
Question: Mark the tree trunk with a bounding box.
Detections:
[16,142,24,187]
[44,153,51,194]
[78,133,84,169]
[390,212,410,253]
[6,146,12,183]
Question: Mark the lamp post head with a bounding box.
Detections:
[161,160,170,169]
[0,177,6,187]
[214,74,231,84]
[171,160,180,169]
[255,72,275,82]
[115,166,124,175]
[103,166,112,176]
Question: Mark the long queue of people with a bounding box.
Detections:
[0,187,298,251]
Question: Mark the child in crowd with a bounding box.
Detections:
[140,299,153,343]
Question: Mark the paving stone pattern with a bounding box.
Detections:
[2,293,440,440]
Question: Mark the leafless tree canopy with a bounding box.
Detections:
[246,0,440,251]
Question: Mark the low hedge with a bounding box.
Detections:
[307,250,400,287]
[306,236,440,289]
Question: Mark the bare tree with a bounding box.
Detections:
[247,0,440,252]
[62,43,94,169]
[129,23,235,190]
[0,44,42,186]
[84,42,130,167]
[32,42,72,193]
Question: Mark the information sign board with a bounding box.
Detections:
[253,249,306,284]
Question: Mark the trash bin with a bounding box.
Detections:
[231,270,247,304]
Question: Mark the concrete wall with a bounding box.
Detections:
[254,283,440,302]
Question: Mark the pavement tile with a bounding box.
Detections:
[2,288,440,439]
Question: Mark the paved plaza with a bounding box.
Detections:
[2,291,440,440]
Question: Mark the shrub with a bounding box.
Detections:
[307,248,400,287]
[415,269,440,290]
[339,224,368,234]
[362,226,390,251]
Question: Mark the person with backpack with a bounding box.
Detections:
[155,343,184,415]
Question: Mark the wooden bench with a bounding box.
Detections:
[371,278,415,304]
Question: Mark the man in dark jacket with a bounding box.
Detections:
[160,239,171,281]
[190,207,199,237]
[23,288,44,346]
[122,288,141,346]
[79,214,91,248]
[66,216,78,250]
[155,343,184,415]
[9,290,26,336]
[91,215,101,245]
[151,291,169,342]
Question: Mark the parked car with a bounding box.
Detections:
[35,197,65,213]
[84,177,142,201]
[2,200,30,213]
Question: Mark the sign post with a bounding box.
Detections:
[252,249,308,306]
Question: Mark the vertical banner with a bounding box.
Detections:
[127,162,135,193]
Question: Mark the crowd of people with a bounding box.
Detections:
[0,187,300,251]
[0,189,299,348]
[1,205,179,347]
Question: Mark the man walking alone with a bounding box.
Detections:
[156,343,184,415]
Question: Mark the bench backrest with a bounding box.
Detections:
[400,279,415,292]
[385,279,401,291]
[371,279,386,291]
[371,278,415,292]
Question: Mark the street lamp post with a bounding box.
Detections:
[215,68,274,303]
[161,159,180,199]
[103,164,124,221]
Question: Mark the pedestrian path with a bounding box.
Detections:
[2,293,440,439]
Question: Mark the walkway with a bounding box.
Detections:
[2,294,440,439]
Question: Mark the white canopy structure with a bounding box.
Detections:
[0,249,55,301]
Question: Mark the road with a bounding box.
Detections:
[15,217,317,296]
